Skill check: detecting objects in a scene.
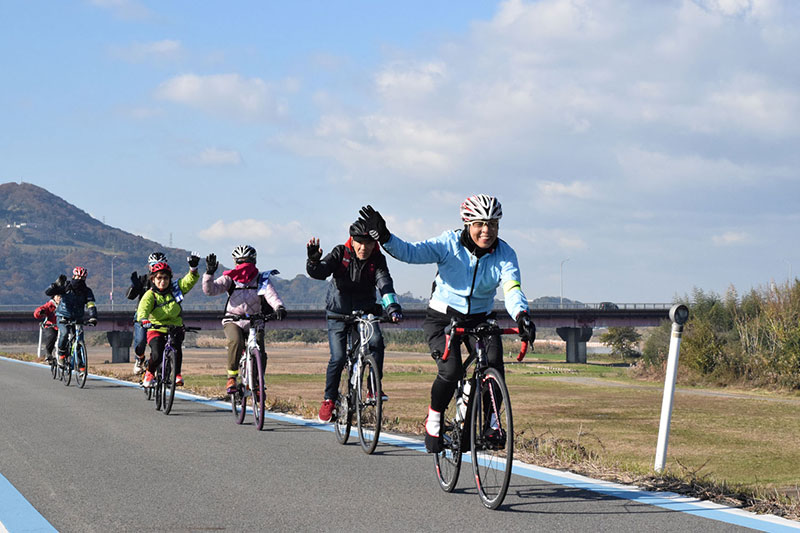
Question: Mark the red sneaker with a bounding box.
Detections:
[318,399,335,423]
[175,374,184,386]
[142,371,155,388]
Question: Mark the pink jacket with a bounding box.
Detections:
[202,267,284,329]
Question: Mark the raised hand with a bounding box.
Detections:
[187,252,201,269]
[205,253,218,275]
[358,205,390,243]
[307,238,322,262]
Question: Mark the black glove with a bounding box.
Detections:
[516,311,535,342]
[205,253,218,275]
[386,303,403,323]
[56,274,67,287]
[275,306,287,321]
[130,271,139,283]
[307,241,322,262]
[187,252,200,269]
[358,205,390,244]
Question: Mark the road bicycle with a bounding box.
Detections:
[58,319,94,388]
[433,318,529,510]
[226,312,276,431]
[145,325,200,415]
[329,310,390,454]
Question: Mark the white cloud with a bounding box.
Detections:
[538,180,594,200]
[111,40,183,63]
[375,61,446,100]
[713,231,750,245]
[190,148,242,167]
[198,219,307,246]
[155,74,286,120]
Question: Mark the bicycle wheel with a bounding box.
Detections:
[154,366,163,411]
[252,348,266,431]
[162,348,177,415]
[76,341,88,389]
[357,354,382,454]
[50,357,58,379]
[63,351,73,386]
[470,367,513,510]
[333,364,352,444]
[232,355,246,424]
[434,385,463,492]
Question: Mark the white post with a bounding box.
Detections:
[654,304,689,472]
[560,258,570,308]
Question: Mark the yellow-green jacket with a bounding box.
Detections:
[136,270,199,333]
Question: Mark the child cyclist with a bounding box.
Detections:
[306,219,403,423]
[357,195,535,452]
[202,245,287,394]
[33,293,62,362]
[138,254,201,388]
[127,252,168,374]
[45,267,98,370]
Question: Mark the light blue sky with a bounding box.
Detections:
[2,0,799,303]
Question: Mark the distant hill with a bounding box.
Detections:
[0,182,427,308]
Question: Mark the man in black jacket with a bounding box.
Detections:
[307,219,403,423]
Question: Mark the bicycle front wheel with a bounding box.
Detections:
[470,367,513,510]
[434,386,463,492]
[76,341,88,389]
[162,349,177,415]
[252,349,266,431]
[356,354,382,454]
[333,365,352,444]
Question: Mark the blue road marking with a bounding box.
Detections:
[0,473,57,533]
[4,355,800,532]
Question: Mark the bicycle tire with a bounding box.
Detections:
[154,365,163,411]
[357,354,382,454]
[163,348,177,415]
[333,362,352,444]
[232,356,246,424]
[434,384,463,492]
[63,350,73,386]
[50,358,58,379]
[470,367,513,510]
[76,341,88,389]
[252,348,266,431]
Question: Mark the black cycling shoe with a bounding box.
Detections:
[483,427,507,450]
[425,433,444,453]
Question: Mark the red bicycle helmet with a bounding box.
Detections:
[149,261,172,275]
[72,266,87,279]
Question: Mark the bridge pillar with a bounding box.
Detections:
[556,327,593,363]
[106,331,133,364]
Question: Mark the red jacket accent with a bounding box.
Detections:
[34,300,58,329]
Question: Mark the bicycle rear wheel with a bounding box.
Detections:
[76,341,88,389]
[252,348,266,431]
[154,366,163,411]
[63,352,73,386]
[357,354,382,454]
[434,385,463,492]
[470,367,513,510]
[232,355,246,424]
[162,349,177,415]
[333,365,352,444]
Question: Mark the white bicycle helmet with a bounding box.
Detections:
[147,252,167,266]
[460,194,503,223]
[232,244,257,263]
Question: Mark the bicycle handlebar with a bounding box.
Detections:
[327,311,392,324]
[222,313,277,323]
[442,326,529,362]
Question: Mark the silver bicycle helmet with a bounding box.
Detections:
[147,252,167,266]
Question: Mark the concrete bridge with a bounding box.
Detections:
[0,303,671,364]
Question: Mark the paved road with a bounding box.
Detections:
[0,358,781,532]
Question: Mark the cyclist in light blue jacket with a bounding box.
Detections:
[358,195,535,453]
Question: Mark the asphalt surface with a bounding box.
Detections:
[0,358,763,532]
